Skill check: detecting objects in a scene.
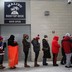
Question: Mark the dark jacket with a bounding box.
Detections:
[8,35,18,46]
[0,42,6,54]
[42,39,51,58]
[70,39,72,53]
[61,39,65,56]
[31,39,40,52]
[22,39,30,52]
[42,39,50,51]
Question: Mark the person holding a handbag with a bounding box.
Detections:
[42,35,51,66]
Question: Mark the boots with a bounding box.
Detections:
[24,63,30,67]
[43,58,48,66]
[0,65,5,69]
[34,61,40,67]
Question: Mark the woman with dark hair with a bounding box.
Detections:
[42,35,51,66]
[22,34,30,67]
[8,35,18,69]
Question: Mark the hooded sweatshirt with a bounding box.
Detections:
[52,36,60,54]
[62,36,71,54]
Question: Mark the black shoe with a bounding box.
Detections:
[43,63,48,66]
[70,66,72,68]
[25,64,30,67]
[65,66,70,68]
[34,64,40,67]
[60,62,65,65]
[53,64,59,66]
[0,66,5,69]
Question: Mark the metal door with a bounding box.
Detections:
[1,24,31,61]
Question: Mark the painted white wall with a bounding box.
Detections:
[31,1,72,61]
[0,0,31,24]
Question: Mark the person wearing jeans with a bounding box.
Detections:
[62,33,72,68]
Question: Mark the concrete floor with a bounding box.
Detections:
[0,61,72,72]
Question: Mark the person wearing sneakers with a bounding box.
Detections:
[0,36,6,69]
[22,34,30,67]
[52,36,60,66]
[62,33,72,68]
[31,35,40,67]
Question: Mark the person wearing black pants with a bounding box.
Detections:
[0,36,6,69]
[31,36,40,67]
[60,48,66,65]
[60,36,66,65]
[22,34,30,67]
[24,51,29,66]
[0,55,4,69]
[42,35,51,66]
[35,51,39,65]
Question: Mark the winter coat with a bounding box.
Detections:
[62,36,71,54]
[0,42,6,55]
[31,39,40,52]
[52,36,60,54]
[42,39,51,58]
[8,35,18,46]
[22,39,30,52]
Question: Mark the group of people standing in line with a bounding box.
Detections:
[0,33,72,69]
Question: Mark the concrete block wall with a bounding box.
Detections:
[31,1,72,61]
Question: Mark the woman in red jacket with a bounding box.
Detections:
[62,34,72,68]
[52,36,60,66]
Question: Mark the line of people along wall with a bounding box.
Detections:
[0,33,72,69]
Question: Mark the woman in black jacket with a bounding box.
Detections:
[22,34,30,67]
[42,35,51,66]
[31,37,40,67]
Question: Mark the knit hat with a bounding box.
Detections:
[0,36,3,40]
[65,33,71,37]
[23,34,29,39]
[44,35,48,38]
[36,37,40,40]
[35,34,40,40]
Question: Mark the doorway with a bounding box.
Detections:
[0,24,31,61]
